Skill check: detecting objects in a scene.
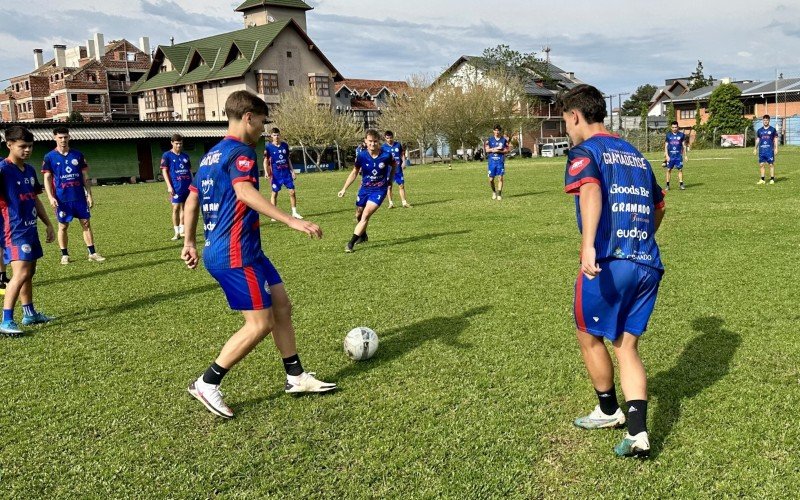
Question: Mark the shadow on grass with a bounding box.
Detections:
[105,244,182,259]
[74,283,218,321]
[303,206,357,218]
[402,198,454,208]
[506,190,548,199]
[367,229,471,250]
[38,258,176,286]
[235,305,490,414]
[680,183,705,189]
[649,316,740,458]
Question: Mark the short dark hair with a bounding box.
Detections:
[224,90,269,121]
[365,129,381,140]
[270,127,280,134]
[493,124,502,131]
[5,125,34,143]
[171,133,184,142]
[555,84,607,124]
[384,130,394,137]
[670,121,678,126]
[763,114,770,120]
[53,126,69,136]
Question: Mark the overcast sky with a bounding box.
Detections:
[1,0,798,99]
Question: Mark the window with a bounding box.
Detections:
[88,94,102,105]
[24,81,30,90]
[680,109,696,119]
[144,91,156,109]
[160,65,168,73]
[743,102,755,115]
[187,107,204,121]
[309,75,330,97]
[286,51,292,58]
[127,52,136,62]
[257,73,279,95]
[187,84,204,104]
[71,94,80,102]
[289,79,294,87]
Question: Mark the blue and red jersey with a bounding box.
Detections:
[355,149,396,189]
[41,148,88,202]
[756,126,778,152]
[0,159,43,247]
[265,141,292,177]
[665,132,686,157]
[160,151,193,196]
[564,134,665,271]
[382,141,403,166]
[190,136,262,270]
[487,136,508,166]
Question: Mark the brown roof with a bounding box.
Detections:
[350,97,377,110]
[336,78,409,97]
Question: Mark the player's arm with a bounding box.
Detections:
[654,205,666,233]
[484,140,491,153]
[42,171,58,209]
[181,190,200,269]
[578,182,602,278]
[288,148,296,180]
[233,181,321,238]
[774,132,778,155]
[502,140,510,154]
[338,166,360,197]
[161,159,173,194]
[664,139,669,160]
[33,196,55,243]
[263,154,272,179]
[82,160,93,207]
[388,158,396,189]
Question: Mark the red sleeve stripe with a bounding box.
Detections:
[189,185,198,193]
[655,200,665,209]
[232,176,256,185]
[564,177,601,194]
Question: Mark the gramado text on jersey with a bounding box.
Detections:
[601,151,648,169]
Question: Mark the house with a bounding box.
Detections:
[333,79,410,129]
[0,34,151,122]
[130,1,341,121]
[648,78,690,117]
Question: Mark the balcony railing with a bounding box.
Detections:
[108,81,132,92]
[110,103,139,114]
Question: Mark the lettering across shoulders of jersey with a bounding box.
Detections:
[42,149,87,202]
[266,142,291,172]
[666,132,685,156]
[0,160,43,245]
[356,149,395,188]
[564,134,665,270]
[190,136,261,270]
[757,126,778,149]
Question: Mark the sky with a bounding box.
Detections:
[1,0,798,99]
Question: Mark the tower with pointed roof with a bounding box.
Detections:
[236,0,313,33]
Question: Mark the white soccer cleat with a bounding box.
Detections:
[188,378,234,419]
[284,372,337,394]
[170,234,180,241]
[388,201,395,209]
[573,405,626,429]
[497,195,502,201]
[614,431,650,458]
[60,255,70,265]
[491,192,497,200]
[292,212,304,220]
[88,253,106,262]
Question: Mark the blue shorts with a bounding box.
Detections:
[271,174,295,192]
[667,156,683,169]
[573,259,662,341]
[356,187,387,208]
[488,163,505,178]
[207,254,283,311]
[171,191,190,204]
[758,152,774,164]
[56,199,91,223]
[4,239,43,264]
[394,167,405,186]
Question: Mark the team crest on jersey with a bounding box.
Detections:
[264,280,271,294]
[58,211,65,218]
[378,162,385,169]
[21,244,32,253]
[71,159,79,166]
[236,156,255,172]
[182,158,188,163]
[569,157,591,176]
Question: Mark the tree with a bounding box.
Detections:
[476,44,556,89]
[377,74,439,163]
[68,111,84,122]
[621,84,658,116]
[271,88,361,171]
[702,83,750,134]
[666,102,677,124]
[689,60,714,91]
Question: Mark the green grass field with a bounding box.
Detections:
[1,147,798,497]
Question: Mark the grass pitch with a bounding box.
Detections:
[1,147,798,497]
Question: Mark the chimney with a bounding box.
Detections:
[33,49,44,69]
[93,32,105,61]
[138,36,150,58]
[721,77,731,85]
[87,39,96,59]
[54,45,67,67]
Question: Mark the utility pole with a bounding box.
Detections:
[605,94,615,132]
[618,93,629,132]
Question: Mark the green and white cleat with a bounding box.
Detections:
[614,432,650,458]
[574,405,626,429]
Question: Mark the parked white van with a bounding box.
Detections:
[540,141,570,157]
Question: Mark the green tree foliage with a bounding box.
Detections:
[68,111,84,122]
[667,102,677,124]
[703,83,750,133]
[377,74,438,163]
[689,60,714,91]
[477,44,556,89]
[622,84,658,116]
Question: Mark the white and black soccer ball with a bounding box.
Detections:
[343,327,379,361]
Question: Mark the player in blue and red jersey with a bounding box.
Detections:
[383,130,411,208]
[754,114,778,185]
[663,121,687,191]
[0,126,56,336]
[484,124,509,200]
[263,127,303,220]
[338,129,396,253]
[160,134,193,240]
[558,84,667,458]
[42,126,105,264]
[182,91,335,419]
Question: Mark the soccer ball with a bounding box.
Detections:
[343,327,379,361]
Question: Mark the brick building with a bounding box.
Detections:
[333,79,410,129]
[0,34,151,123]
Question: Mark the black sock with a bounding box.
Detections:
[0,272,7,283]
[771,176,775,181]
[596,386,619,415]
[761,176,765,180]
[349,234,360,246]
[666,182,670,187]
[88,245,96,255]
[202,362,229,385]
[626,400,648,435]
[61,248,69,256]
[498,190,502,196]
[282,354,304,376]
[358,232,367,243]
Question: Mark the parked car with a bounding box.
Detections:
[540,141,570,157]
[508,147,533,158]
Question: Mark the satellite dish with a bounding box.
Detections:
[268,15,275,22]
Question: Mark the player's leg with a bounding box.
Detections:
[58,221,71,264]
[496,174,504,200]
[0,260,7,295]
[665,167,672,190]
[1,259,33,334]
[611,333,650,457]
[288,185,302,219]
[488,174,497,199]
[346,200,380,252]
[171,202,181,239]
[399,183,410,207]
[573,329,625,429]
[677,165,685,190]
[269,183,280,221]
[79,219,105,262]
[758,161,766,184]
[178,202,185,237]
[18,260,51,325]
[388,184,395,208]
[769,162,775,184]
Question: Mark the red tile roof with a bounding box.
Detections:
[335,78,409,97]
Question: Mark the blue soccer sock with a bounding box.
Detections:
[22,303,36,317]
[3,309,14,322]
[88,245,96,255]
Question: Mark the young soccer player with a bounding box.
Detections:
[664,121,686,191]
[559,84,667,458]
[182,91,335,419]
[338,129,396,253]
[160,134,193,240]
[41,127,105,264]
[0,126,56,336]
[264,128,302,220]
[754,114,778,185]
[485,125,509,200]
[383,131,411,208]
